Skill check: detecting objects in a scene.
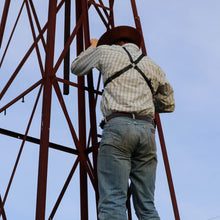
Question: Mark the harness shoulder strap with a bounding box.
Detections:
[135,65,154,94]
[103,47,154,94]
[122,47,145,65]
[123,47,154,94]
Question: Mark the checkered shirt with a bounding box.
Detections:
[71,43,175,118]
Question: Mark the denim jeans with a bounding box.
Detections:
[98,117,160,220]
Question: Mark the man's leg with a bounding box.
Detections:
[97,118,134,220]
[130,122,160,220]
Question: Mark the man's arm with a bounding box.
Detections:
[71,39,99,76]
[153,68,175,113]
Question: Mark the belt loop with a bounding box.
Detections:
[132,113,135,119]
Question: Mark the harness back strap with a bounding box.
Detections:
[104,47,154,94]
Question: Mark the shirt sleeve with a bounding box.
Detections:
[71,46,100,76]
[153,67,175,113]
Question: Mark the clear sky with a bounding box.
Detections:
[0,0,220,220]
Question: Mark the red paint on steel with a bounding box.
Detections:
[0,0,66,99]
[130,0,147,55]
[0,195,6,220]
[76,0,89,218]
[35,0,57,219]
[155,114,181,220]
[1,85,43,212]
[0,80,42,113]
[83,0,100,208]
[0,127,79,155]
[0,1,25,68]
[48,157,80,219]
[130,1,180,219]
[0,25,47,100]
[28,0,47,50]
[0,0,180,219]
[25,0,44,74]
[52,80,96,186]
[52,15,83,76]
[0,0,11,48]
[63,0,71,95]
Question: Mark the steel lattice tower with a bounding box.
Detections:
[0,0,180,219]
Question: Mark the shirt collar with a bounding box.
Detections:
[122,43,139,51]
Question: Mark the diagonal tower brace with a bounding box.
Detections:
[0,0,180,219]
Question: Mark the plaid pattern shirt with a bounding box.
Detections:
[71,43,175,118]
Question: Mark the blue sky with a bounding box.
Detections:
[0,0,220,219]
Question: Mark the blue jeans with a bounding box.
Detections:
[98,117,160,220]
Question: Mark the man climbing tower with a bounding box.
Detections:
[71,26,175,220]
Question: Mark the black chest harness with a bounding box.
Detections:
[104,47,154,94]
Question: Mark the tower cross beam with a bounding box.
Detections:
[0,0,180,219]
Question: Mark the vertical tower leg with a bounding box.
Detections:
[130,1,180,219]
[0,1,180,219]
[35,0,57,219]
[75,0,88,219]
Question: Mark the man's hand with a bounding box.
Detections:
[90,38,98,48]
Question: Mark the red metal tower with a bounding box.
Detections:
[0,0,180,219]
